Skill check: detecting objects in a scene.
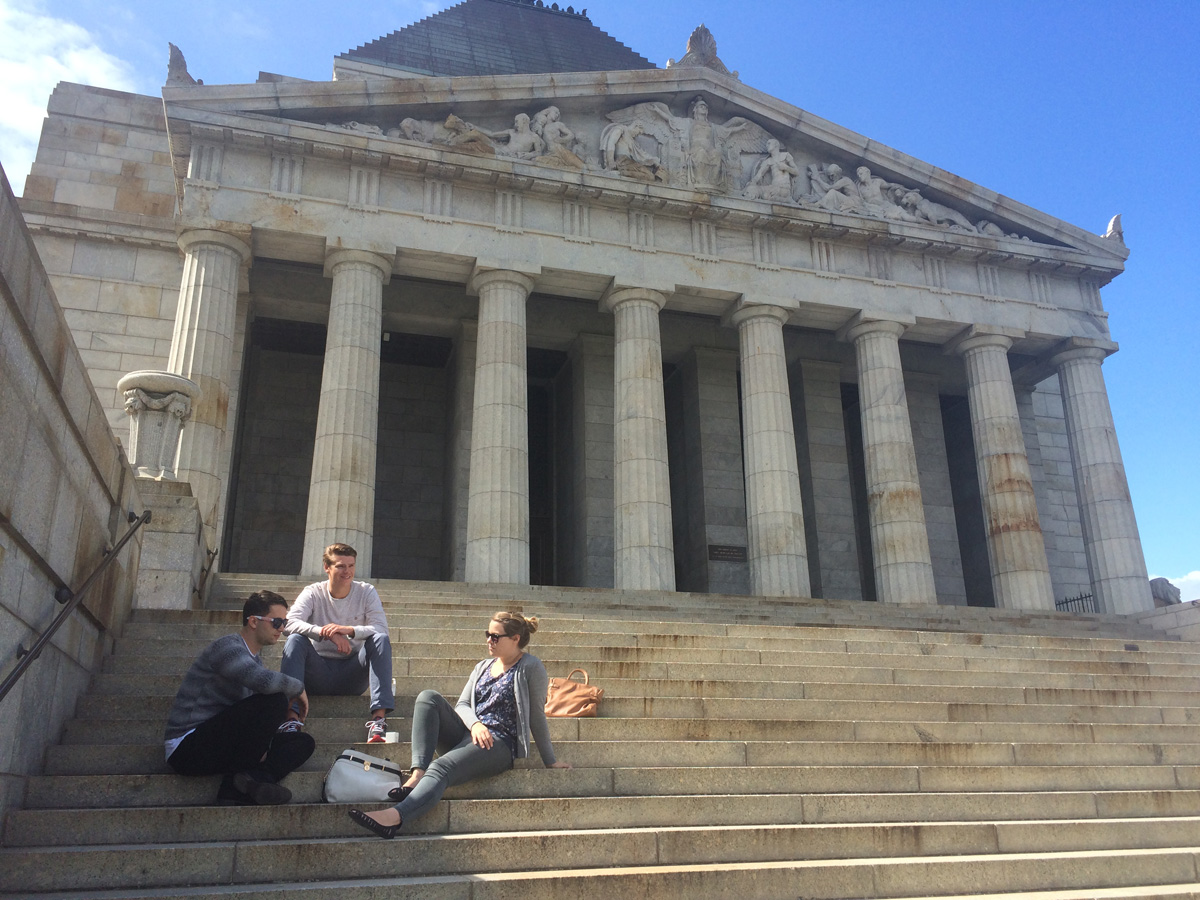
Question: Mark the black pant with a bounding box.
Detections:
[168,692,314,782]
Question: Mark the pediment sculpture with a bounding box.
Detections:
[604,97,773,192]
[318,104,1032,241]
[803,163,1029,240]
[382,108,587,168]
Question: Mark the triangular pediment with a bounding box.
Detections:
[163,66,1127,270]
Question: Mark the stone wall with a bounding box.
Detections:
[21,83,180,442]
[0,164,143,822]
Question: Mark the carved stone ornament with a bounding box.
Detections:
[1150,577,1181,606]
[166,43,202,86]
[117,370,201,480]
[666,24,738,80]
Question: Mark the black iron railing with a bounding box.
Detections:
[0,509,151,705]
[1055,591,1096,614]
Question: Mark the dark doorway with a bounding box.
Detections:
[528,349,568,586]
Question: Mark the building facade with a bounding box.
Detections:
[18,2,1153,613]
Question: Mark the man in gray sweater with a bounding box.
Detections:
[164,591,314,805]
[282,543,394,742]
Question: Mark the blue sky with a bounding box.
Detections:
[1,0,1196,596]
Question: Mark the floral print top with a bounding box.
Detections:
[474,663,519,754]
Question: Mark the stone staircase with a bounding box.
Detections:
[5,576,1200,899]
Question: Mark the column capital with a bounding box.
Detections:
[600,286,666,315]
[177,228,251,261]
[323,248,394,283]
[468,267,537,296]
[1049,336,1118,368]
[724,301,790,330]
[945,325,1024,357]
[836,311,914,344]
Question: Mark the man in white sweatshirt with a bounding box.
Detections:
[281,543,394,742]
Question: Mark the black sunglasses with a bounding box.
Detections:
[484,631,512,642]
[255,616,287,629]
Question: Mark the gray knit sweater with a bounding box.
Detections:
[163,633,304,741]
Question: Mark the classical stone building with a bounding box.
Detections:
[18,0,1153,614]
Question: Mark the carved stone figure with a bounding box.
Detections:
[855,167,909,220]
[488,113,546,159]
[599,121,662,182]
[899,191,978,232]
[327,121,384,136]
[441,115,497,155]
[807,163,863,214]
[1150,577,1182,606]
[166,43,202,86]
[742,139,798,202]
[605,98,771,192]
[531,106,586,171]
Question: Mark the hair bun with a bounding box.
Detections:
[525,615,539,634]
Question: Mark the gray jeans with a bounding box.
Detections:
[397,689,513,823]
[280,632,394,714]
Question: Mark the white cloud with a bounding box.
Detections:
[0,0,139,194]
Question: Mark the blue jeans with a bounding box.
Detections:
[280,632,394,714]
[397,689,513,824]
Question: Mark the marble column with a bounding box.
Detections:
[838,314,937,605]
[1050,339,1152,614]
[602,287,675,592]
[951,330,1055,609]
[464,269,536,584]
[168,229,250,542]
[301,249,392,577]
[729,303,811,597]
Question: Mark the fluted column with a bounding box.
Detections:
[839,315,937,605]
[952,330,1055,609]
[464,269,536,584]
[169,229,250,540]
[1051,339,1152,614]
[301,249,392,577]
[602,287,675,591]
[729,303,811,597]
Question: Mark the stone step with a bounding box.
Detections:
[91,648,1200,687]
[41,737,1200,777]
[92,659,1200,711]
[3,823,1199,895]
[11,791,1200,847]
[130,608,1184,652]
[62,706,1200,746]
[80,680,1195,725]
[21,764,1200,810]
[108,630,1200,670]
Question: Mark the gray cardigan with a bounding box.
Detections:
[455,653,557,766]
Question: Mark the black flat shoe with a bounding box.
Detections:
[348,807,401,839]
[387,785,412,802]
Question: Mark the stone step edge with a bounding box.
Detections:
[4,844,1199,898]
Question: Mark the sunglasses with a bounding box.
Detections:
[484,631,513,643]
[254,616,287,629]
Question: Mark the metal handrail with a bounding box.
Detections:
[0,509,151,706]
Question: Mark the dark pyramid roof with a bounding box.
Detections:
[340,0,657,77]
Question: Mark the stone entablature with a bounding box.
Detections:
[161,73,1123,361]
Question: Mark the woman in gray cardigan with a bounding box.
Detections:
[349,611,570,838]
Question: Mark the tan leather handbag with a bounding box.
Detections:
[544,667,604,717]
